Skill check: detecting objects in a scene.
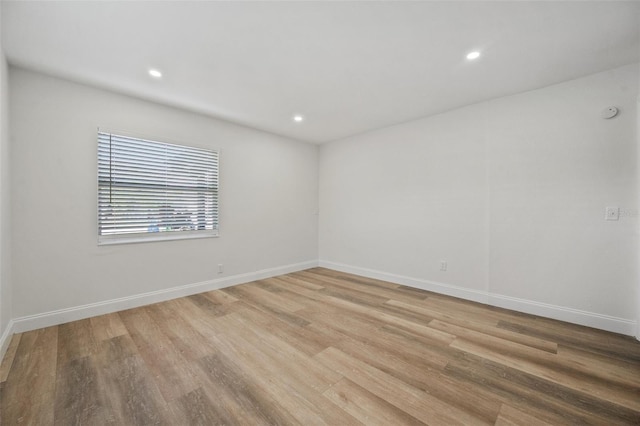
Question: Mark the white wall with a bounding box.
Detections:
[0,4,13,352]
[320,63,639,335]
[10,68,318,328]
[637,67,640,340]
[5,63,639,337]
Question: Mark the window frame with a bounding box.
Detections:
[97,129,220,245]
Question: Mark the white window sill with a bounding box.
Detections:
[98,231,219,246]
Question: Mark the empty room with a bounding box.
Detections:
[0,1,639,424]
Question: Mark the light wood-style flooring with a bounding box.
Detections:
[1,268,639,425]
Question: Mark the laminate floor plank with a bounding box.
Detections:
[92,334,170,425]
[234,303,337,357]
[325,295,457,345]
[303,270,429,306]
[57,318,99,365]
[196,352,299,425]
[118,307,201,402]
[419,295,529,328]
[53,355,114,426]
[556,345,640,386]
[323,378,426,426]
[186,293,242,318]
[267,275,328,301]
[89,312,128,342]
[305,316,451,370]
[493,403,554,426]
[387,299,558,353]
[270,278,384,318]
[2,327,58,426]
[333,338,503,423]
[144,300,216,362]
[201,289,239,305]
[270,273,326,291]
[214,312,343,393]
[170,387,235,426]
[315,346,491,426]
[451,338,640,414]
[224,281,304,313]
[532,314,639,351]
[445,350,636,425]
[498,319,640,363]
[0,333,21,383]
[199,325,360,425]
[433,318,640,394]
[385,320,640,424]
[302,271,395,299]
[259,277,328,309]
[319,285,390,309]
[221,287,311,328]
[1,267,639,425]
[300,268,399,291]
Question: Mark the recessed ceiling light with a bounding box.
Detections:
[148,69,162,78]
[293,114,304,123]
[466,51,481,60]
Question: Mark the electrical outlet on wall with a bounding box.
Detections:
[440,260,447,271]
[605,207,619,221]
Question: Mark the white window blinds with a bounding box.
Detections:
[98,131,219,244]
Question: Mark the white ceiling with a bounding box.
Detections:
[2,1,639,144]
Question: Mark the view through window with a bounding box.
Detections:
[98,131,219,244]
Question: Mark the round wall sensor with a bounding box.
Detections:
[601,106,618,119]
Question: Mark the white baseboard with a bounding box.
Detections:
[6,258,637,338]
[12,260,318,334]
[319,260,637,336]
[0,319,15,362]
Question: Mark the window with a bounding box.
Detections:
[98,130,219,244]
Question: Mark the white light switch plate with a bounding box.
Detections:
[605,207,619,221]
